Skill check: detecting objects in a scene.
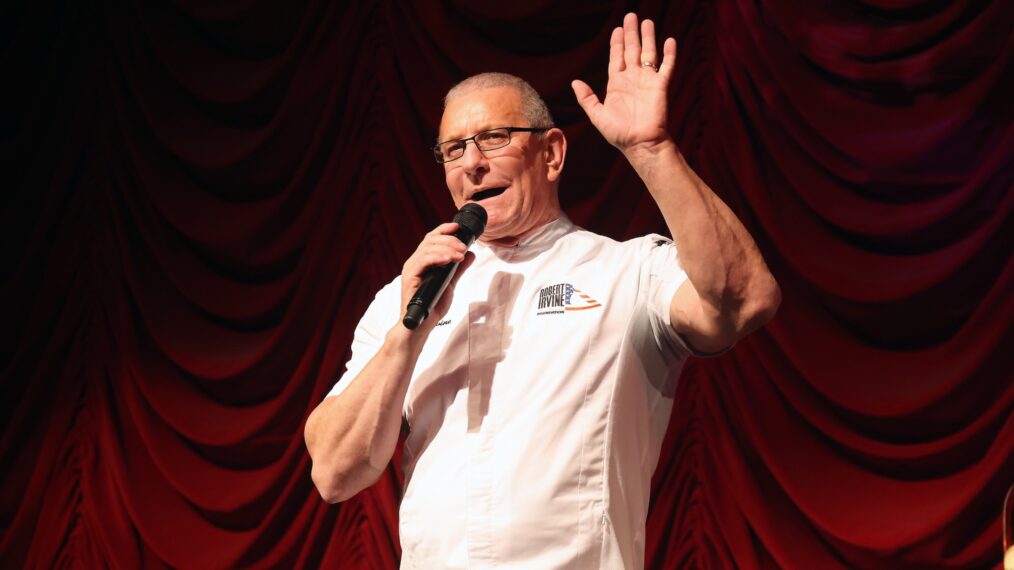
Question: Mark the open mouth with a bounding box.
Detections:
[471,187,507,202]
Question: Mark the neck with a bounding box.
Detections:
[483,235,522,247]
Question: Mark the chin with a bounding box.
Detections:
[474,204,521,240]
[480,210,504,231]
[481,224,504,242]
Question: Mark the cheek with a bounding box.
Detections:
[445,173,464,203]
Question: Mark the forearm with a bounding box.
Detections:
[626,139,779,327]
[305,221,475,502]
[305,325,425,503]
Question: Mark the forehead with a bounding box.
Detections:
[439,86,525,139]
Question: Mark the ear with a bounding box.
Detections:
[543,128,567,183]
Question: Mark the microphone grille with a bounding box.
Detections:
[453,203,487,238]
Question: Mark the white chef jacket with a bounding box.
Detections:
[328,215,693,569]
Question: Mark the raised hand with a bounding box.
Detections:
[571,13,677,157]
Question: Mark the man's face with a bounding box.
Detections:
[439,86,559,245]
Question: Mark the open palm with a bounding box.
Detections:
[572,14,677,154]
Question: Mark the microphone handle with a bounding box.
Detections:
[402,226,476,329]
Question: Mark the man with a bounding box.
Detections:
[305,13,780,568]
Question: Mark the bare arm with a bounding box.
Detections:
[304,326,423,503]
[304,224,473,502]
[572,13,780,353]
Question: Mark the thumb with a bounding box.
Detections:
[571,80,602,120]
[432,251,475,317]
[448,251,475,290]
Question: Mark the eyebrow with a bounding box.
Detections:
[437,124,503,144]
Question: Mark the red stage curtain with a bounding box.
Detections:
[2,0,1011,568]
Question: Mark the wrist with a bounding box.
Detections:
[386,322,424,351]
[621,136,678,165]
[622,137,682,183]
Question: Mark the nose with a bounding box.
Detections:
[458,140,489,179]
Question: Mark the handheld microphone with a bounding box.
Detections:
[402,203,487,330]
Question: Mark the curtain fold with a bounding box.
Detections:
[2,0,1010,567]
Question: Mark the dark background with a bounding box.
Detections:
[2,0,1012,568]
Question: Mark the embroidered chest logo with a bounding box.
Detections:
[536,283,602,315]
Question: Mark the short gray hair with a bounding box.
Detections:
[444,72,555,129]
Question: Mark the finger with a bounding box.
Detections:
[571,79,603,122]
[447,251,474,290]
[658,37,678,81]
[408,240,467,267]
[640,19,657,67]
[422,235,468,253]
[623,13,641,69]
[432,251,475,316]
[407,248,466,275]
[427,222,460,237]
[608,26,624,73]
[425,240,468,260]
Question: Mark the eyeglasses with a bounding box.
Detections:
[432,127,547,164]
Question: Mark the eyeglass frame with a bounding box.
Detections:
[432,126,548,164]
